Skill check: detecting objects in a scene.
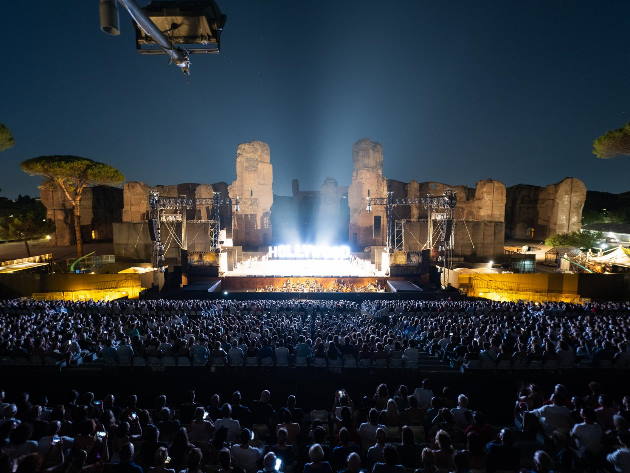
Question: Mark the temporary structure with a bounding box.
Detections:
[587,246,630,268]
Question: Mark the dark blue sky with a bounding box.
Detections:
[2,0,630,198]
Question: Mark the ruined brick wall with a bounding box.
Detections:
[228,141,273,249]
[399,180,506,258]
[506,177,586,240]
[348,139,388,248]
[122,181,151,223]
[40,184,122,245]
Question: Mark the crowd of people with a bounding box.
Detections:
[2,380,630,473]
[0,299,629,369]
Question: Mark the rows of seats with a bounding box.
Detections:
[461,357,630,371]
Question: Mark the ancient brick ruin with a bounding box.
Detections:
[40,184,122,247]
[41,138,587,262]
[228,140,273,248]
[505,178,587,240]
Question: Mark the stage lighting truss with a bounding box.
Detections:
[148,190,238,270]
[366,190,457,269]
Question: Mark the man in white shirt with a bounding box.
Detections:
[358,408,385,452]
[608,432,630,473]
[230,428,261,473]
[571,408,603,458]
[530,394,573,436]
[402,340,420,364]
[214,403,242,442]
[413,379,433,409]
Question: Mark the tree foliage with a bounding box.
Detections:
[545,231,603,248]
[20,155,124,256]
[593,122,630,158]
[0,124,15,152]
[0,195,53,242]
[21,156,124,187]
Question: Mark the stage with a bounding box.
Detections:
[220,276,387,292]
[224,256,385,278]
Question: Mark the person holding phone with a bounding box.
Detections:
[257,452,282,473]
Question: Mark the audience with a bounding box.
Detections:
[1,298,630,370]
[0,378,629,472]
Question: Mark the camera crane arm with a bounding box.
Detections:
[100,0,190,73]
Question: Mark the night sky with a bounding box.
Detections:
[2,0,630,198]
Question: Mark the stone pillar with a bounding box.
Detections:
[348,138,388,248]
[122,181,151,223]
[539,177,587,237]
[228,140,273,248]
[472,180,506,222]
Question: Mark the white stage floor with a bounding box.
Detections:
[224,258,385,277]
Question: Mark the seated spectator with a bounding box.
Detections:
[371,445,403,473]
[148,447,176,473]
[258,451,282,473]
[485,428,520,473]
[400,396,424,427]
[530,395,572,436]
[190,337,209,366]
[182,448,204,473]
[395,426,420,469]
[264,428,295,471]
[419,448,437,473]
[366,429,386,468]
[332,428,359,471]
[3,423,38,460]
[112,443,143,473]
[413,380,433,410]
[169,427,194,468]
[530,450,556,473]
[430,430,454,472]
[215,404,241,443]
[188,407,213,445]
[230,429,262,473]
[451,394,471,433]
[228,343,245,367]
[138,424,163,468]
[608,431,630,473]
[217,448,240,473]
[358,409,384,453]
[570,408,603,461]
[232,392,253,428]
[276,409,300,444]
[402,341,419,364]
[380,400,400,428]
[339,452,364,473]
[596,394,617,432]
[304,444,333,473]
[252,391,275,430]
[179,391,198,425]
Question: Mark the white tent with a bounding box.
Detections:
[588,246,630,267]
